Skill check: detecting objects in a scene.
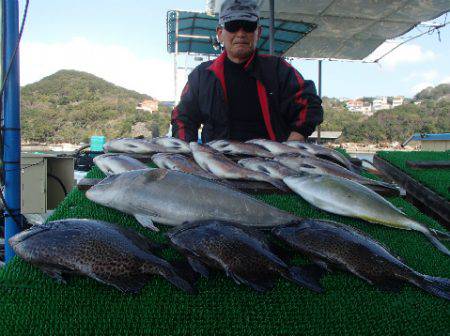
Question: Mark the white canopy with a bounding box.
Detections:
[210,0,450,60]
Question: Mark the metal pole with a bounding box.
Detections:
[3,0,22,262]
[317,60,322,144]
[174,11,179,104]
[269,0,275,55]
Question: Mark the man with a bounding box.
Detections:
[171,0,323,143]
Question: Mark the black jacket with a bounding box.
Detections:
[171,50,323,143]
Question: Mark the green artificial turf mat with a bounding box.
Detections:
[377,151,450,201]
[0,165,449,335]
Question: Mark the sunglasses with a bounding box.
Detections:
[224,20,258,33]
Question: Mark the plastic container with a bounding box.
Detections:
[90,135,106,152]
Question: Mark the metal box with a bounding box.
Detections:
[21,153,74,214]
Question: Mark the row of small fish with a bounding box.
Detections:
[10,218,450,300]
[103,137,358,173]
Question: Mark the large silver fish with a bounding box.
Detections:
[273,220,450,301]
[238,157,297,180]
[86,169,299,231]
[283,173,450,257]
[275,153,398,191]
[103,138,164,154]
[245,139,307,155]
[149,136,191,154]
[94,153,148,175]
[9,219,195,293]
[168,220,323,293]
[190,142,288,191]
[151,153,217,179]
[283,141,356,171]
[207,139,274,158]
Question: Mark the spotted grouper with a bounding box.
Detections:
[272,219,450,301]
[9,219,196,294]
[167,219,324,293]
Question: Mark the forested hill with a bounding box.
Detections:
[21,70,170,143]
[333,84,450,143]
[20,70,449,144]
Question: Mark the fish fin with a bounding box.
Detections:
[171,259,200,284]
[91,273,151,294]
[187,257,210,278]
[311,259,333,273]
[410,274,450,301]
[267,178,290,192]
[40,267,68,284]
[134,214,159,232]
[285,265,324,293]
[159,266,197,294]
[430,228,450,241]
[228,271,276,292]
[268,242,293,263]
[422,230,450,257]
[116,226,165,252]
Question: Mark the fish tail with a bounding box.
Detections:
[160,266,198,294]
[410,273,450,301]
[285,265,325,293]
[422,229,450,257]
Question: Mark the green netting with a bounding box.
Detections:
[0,164,449,335]
[377,151,450,201]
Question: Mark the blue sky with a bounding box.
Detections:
[20,0,450,100]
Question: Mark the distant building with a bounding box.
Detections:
[136,99,159,113]
[372,96,390,111]
[309,131,342,144]
[345,99,373,116]
[392,96,404,108]
[402,133,450,151]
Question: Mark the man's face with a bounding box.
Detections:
[217,20,261,62]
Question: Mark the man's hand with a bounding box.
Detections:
[287,131,305,142]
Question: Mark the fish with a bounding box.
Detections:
[238,157,297,180]
[272,219,450,301]
[283,141,356,171]
[86,168,299,231]
[151,153,217,179]
[9,218,195,294]
[283,173,450,257]
[245,139,308,155]
[275,153,398,191]
[167,220,324,293]
[149,136,191,154]
[93,153,149,176]
[207,139,274,158]
[190,142,288,191]
[103,138,164,154]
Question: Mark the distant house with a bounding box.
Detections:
[136,99,159,113]
[346,99,373,116]
[392,96,404,107]
[372,96,390,111]
[402,133,450,151]
[309,131,342,144]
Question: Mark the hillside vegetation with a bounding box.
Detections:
[20,70,449,144]
[21,70,170,143]
[342,83,450,143]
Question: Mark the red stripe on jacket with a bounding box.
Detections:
[282,59,308,125]
[256,81,276,141]
[172,107,185,140]
[207,52,228,102]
